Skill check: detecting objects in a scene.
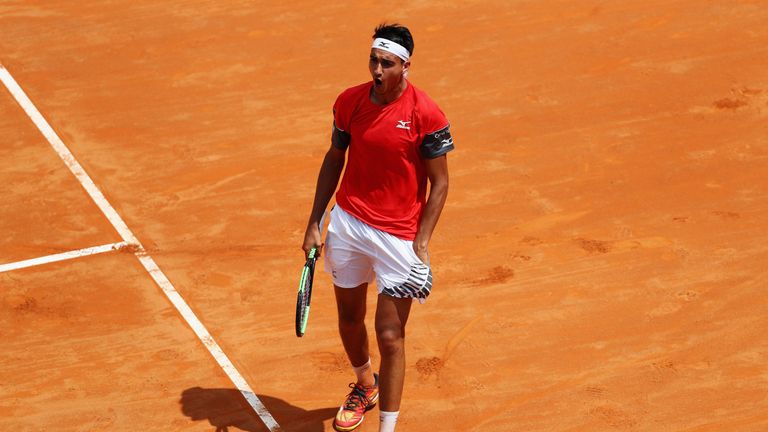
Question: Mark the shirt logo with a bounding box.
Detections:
[396,120,411,130]
[440,137,453,148]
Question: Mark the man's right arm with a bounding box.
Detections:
[302,145,346,256]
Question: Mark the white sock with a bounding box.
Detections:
[379,410,399,432]
[352,358,372,383]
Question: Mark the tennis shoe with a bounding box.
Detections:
[333,373,379,431]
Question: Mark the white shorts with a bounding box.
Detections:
[324,206,433,302]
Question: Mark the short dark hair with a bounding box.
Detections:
[373,23,414,58]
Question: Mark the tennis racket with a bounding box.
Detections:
[295,211,327,337]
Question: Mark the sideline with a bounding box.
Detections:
[0,64,281,431]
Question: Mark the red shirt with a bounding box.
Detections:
[332,81,454,240]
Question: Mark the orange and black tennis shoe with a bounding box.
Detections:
[333,373,379,431]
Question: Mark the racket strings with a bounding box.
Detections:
[296,247,320,337]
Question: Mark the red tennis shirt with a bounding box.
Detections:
[331,81,454,240]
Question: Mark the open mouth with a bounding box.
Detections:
[374,78,383,86]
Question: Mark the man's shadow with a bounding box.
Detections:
[180,387,336,432]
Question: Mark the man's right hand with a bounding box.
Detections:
[302,222,323,258]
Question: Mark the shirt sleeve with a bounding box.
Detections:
[419,105,454,158]
[331,93,351,150]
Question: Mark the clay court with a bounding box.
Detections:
[2,1,767,431]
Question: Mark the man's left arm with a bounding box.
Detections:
[413,154,449,264]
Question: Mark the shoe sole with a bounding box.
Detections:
[332,397,378,432]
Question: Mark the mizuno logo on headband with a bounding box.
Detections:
[372,38,410,62]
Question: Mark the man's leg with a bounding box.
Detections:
[375,294,413,411]
[333,284,380,431]
[335,283,375,386]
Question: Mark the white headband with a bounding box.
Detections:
[371,38,410,62]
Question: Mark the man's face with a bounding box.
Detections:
[369,48,409,95]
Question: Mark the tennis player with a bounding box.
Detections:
[302,23,454,432]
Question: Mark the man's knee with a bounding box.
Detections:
[338,300,366,325]
[376,325,405,356]
[338,314,365,332]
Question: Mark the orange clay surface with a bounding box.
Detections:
[2,1,768,431]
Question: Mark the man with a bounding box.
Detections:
[302,23,454,432]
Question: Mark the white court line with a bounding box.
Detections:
[0,242,128,273]
[0,64,281,431]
